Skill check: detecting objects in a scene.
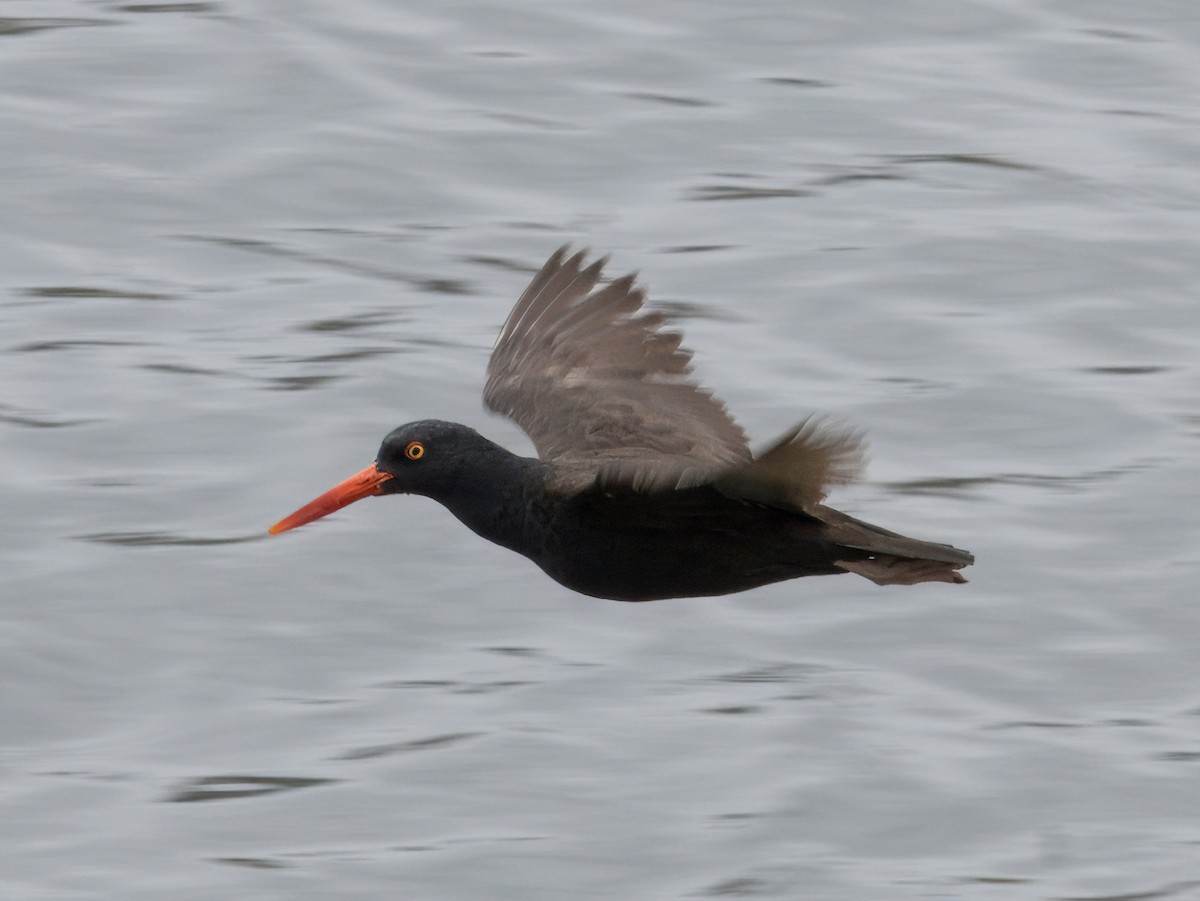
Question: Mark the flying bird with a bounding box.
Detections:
[270,247,973,600]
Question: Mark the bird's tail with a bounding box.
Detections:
[810,504,974,586]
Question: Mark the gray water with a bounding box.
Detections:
[3,2,1200,899]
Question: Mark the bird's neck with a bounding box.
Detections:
[434,444,546,556]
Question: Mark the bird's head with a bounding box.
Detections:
[268,419,499,535]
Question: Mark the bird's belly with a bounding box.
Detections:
[535,518,844,602]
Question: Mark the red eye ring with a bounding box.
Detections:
[405,441,425,460]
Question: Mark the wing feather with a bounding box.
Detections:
[484,247,752,485]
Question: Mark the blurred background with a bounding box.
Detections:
[2,1,1199,898]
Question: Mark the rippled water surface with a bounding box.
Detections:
[3,1,1200,899]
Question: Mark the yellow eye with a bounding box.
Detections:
[405,440,425,460]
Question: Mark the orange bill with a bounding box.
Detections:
[269,464,393,535]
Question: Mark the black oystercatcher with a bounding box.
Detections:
[269,247,973,600]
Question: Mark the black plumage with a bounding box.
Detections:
[270,247,973,600]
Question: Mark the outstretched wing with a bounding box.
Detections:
[484,247,752,489]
